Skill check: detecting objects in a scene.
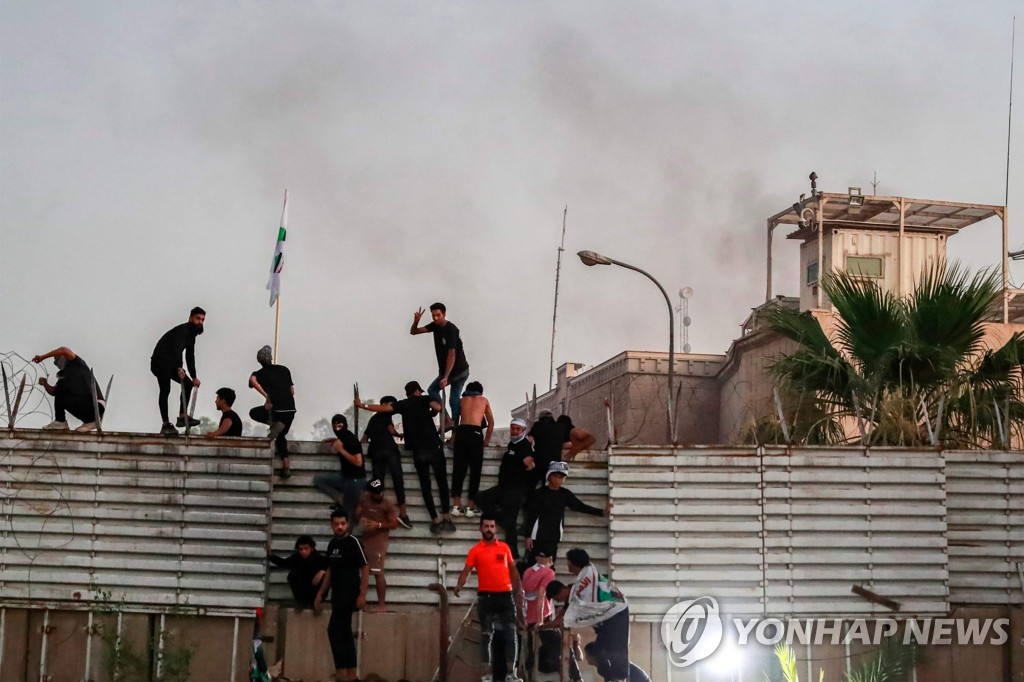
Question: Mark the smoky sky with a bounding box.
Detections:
[2,1,1021,435]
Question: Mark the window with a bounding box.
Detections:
[806,262,819,285]
[847,256,883,278]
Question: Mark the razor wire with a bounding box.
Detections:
[1,351,54,427]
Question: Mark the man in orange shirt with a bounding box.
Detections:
[455,516,527,682]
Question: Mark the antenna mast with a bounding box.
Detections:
[1006,17,1016,208]
[549,206,568,390]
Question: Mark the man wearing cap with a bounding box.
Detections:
[476,418,536,559]
[150,306,205,436]
[355,381,455,534]
[356,477,399,611]
[521,551,561,678]
[32,346,105,432]
[410,302,470,428]
[522,461,606,563]
[249,344,296,478]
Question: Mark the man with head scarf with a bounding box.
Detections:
[475,417,536,559]
[32,346,105,432]
[150,306,205,436]
[249,344,296,478]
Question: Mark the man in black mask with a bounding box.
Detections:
[150,306,205,436]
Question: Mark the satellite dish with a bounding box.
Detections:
[680,287,694,299]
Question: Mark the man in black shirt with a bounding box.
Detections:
[360,395,411,528]
[355,381,455,535]
[267,534,328,608]
[313,414,366,523]
[32,346,105,432]
[205,387,243,438]
[521,461,605,562]
[150,307,205,436]
[249,345,296,478]
[314,508,368,682]
[409,302,470,428]
[476,418,536,559]
[527,410,565,487]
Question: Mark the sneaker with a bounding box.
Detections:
[398,514,413,530]
[75,422,98,432]
[175,416,200,428]
[267,421,286,441]
[449,505,465,517]
[464,507,481,518]
[160,423,179,437]
[504,675,523,682]
[429,521,443,535]
[42,420,69,431]
[440,519,457,533]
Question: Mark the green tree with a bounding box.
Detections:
[761,263,1024,448]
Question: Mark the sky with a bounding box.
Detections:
[2,1,1022,436]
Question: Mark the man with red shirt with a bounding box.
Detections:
[455,516,527,682]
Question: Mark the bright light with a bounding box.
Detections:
[704,637,744,678]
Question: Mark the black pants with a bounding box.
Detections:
[412,445,449,519]
[451,424,483,500]
[594,608,631,681]
[327,606,357,669]
[478,592,518,673]
[370,449,406,506]
[150,360,190,424]
[249,406,294,458]
[287,571,319,608]
[54,389,104,424]
[476,486,527,559]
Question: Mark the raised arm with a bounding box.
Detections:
[32,346,77,364]
[354,398,394,414]
[410,307,431,335]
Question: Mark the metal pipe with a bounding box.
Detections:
[428,583,450,682]
[39,609,49,682]
[230,616,239,682]
[156,613,166,680]
[0,607,6,672]
[85,610,94,680]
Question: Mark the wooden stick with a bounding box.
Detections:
[273,298,281,364]
[184,386,198,444]
[2,365,12,430]
[89,369,102,435]
[10,376,26,430]
[353,383,360,437]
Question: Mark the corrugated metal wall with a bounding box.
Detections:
[268,442,611,606]
[608,445,1023,622]
[1,432,272,615]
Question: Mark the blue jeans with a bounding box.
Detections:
[313,472,367,523]
[428,369,469,425]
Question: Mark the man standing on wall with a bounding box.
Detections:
[454,515,526,682]
[450,380,494,519]
[409,302,470,428]
[150,307,205,436]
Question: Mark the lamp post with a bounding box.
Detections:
[577,250,676,444]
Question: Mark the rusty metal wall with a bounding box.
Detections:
[0,431,272,616]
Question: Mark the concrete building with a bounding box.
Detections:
[515,181,1021,446]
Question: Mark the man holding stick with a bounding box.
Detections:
[32,346,105,432]
[150,307,204,436]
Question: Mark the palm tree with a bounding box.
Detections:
[761,262,1024,448]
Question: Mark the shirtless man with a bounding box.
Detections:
[450,381,494,518]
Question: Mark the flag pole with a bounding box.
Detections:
[274,298,281,364]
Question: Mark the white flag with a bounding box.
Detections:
[266,190,288,307]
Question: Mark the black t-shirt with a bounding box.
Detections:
[325,534,367,607]
[57,356,101,400]
[335,429,366,479]
[529,417,566,461]
[363,412,399,456]
[425,321,469,377]
[391,395,440,450]
[251,364,295,412]
[498,438,534,491]
[152,322,199,376]
[220,410,243,437]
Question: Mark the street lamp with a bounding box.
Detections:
[577,250,676,443]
